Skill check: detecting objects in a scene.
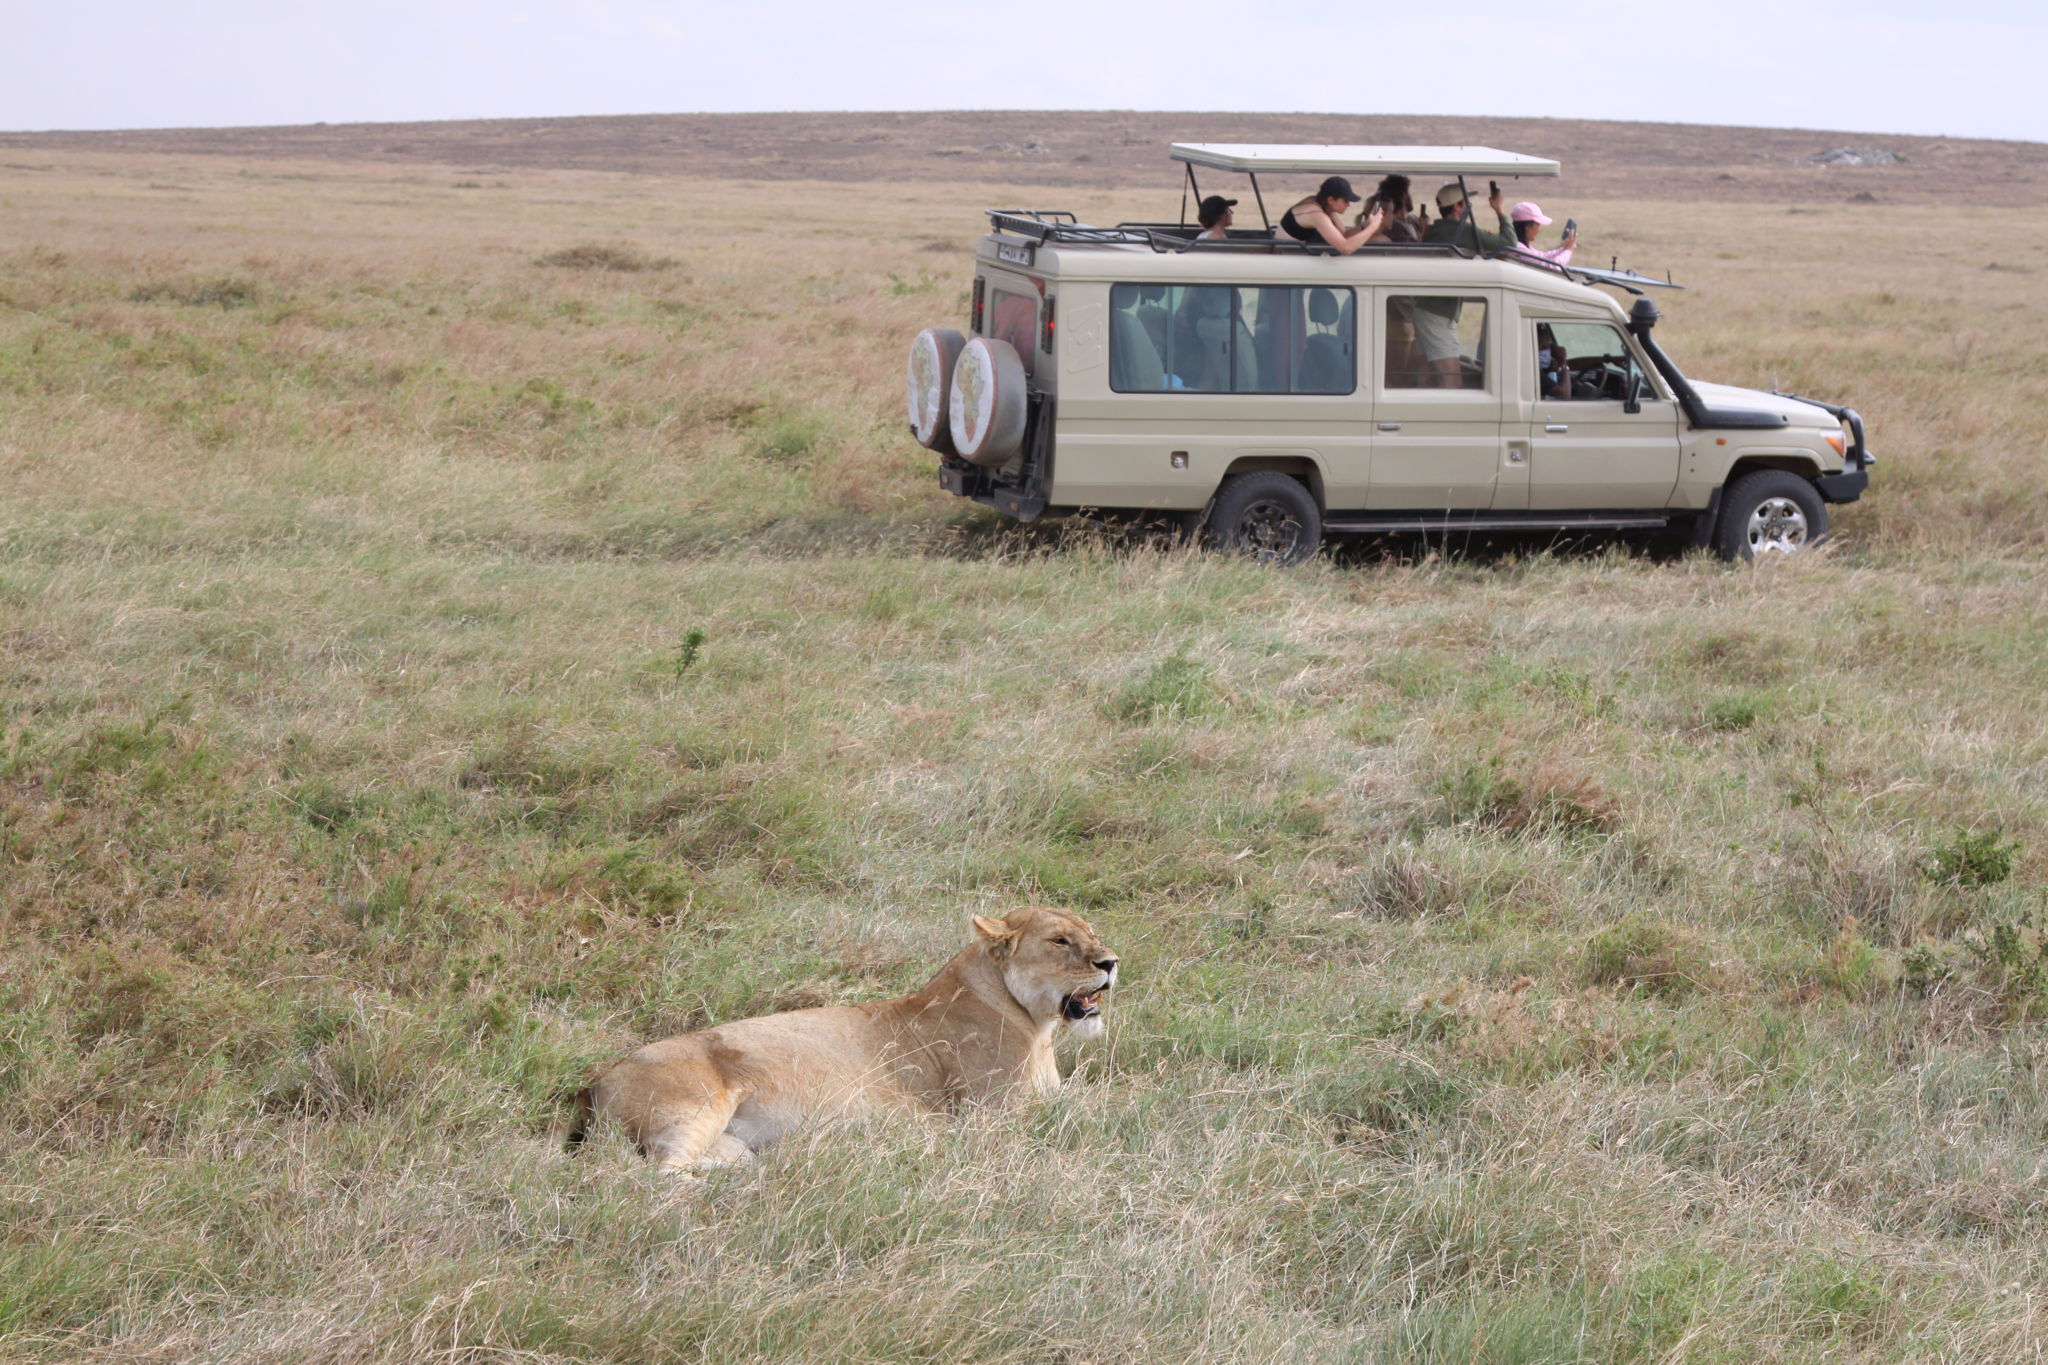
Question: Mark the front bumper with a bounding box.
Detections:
[1816,468,1870,504]
[1779,392,1876,504]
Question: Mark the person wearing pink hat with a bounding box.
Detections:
[1508,201,1579,264]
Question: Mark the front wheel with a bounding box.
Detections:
[1204,472,1322,566]
[1713,470,1828,561]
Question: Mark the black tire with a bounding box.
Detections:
[1712,469,1828,561]
[1204,472,1322,566]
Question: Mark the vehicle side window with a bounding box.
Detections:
[1109,283,1353,394]
[1535,321,1647,402]
[989,288,1038,375]
[1384,295,1487,391]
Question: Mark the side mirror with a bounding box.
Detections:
[1623,369,1645,414]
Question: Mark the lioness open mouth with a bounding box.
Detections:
[1061,988,1106,1021]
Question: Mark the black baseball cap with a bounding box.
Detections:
[1318,175,1361,203]
[1197,194,1238,227]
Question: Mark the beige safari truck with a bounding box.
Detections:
[905,144,1872,564]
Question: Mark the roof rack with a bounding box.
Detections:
[986,210,1154,246]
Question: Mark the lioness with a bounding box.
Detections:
[567,907,1118,1172]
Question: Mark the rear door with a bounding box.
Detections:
[981,267,1045,378]
[1366,288,1503,510]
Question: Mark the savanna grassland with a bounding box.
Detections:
[4,130,2048,1364]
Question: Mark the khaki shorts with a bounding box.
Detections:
[1411,307,1460,364]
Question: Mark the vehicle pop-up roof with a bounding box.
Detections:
[1169,142,1559,233]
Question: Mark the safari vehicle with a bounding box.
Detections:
[904,144,1872,563]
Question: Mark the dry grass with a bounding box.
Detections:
[4,147,2048,1362]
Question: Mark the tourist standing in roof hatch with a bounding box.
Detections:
[1423,182,1517,255]
[1278,177,1385,254]
[1507,201,1579,264]
[1194,195,1237,241]
[1360,174,1423,243]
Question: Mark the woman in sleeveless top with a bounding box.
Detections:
[1278,176,1384,254]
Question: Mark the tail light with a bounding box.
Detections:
[971,277,986,334]
[1041,295,1056,353]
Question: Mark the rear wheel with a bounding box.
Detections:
[1713,470,1828,561]
[1204,472,1322,566]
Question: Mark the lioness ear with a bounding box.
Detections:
[972,915,1020,958]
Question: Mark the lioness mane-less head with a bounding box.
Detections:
[971,907,1118,1040]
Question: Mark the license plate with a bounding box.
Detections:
[996,241,1034,266]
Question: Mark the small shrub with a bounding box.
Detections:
[1705,693,1769,730]
[1904,913,2048,1019]
[1583,915,1720,998]
[1821,920,1887,997]
[1681,627,1794,684]
[534,242,675,272]
[1780,1254,1892,1342]
[284,779,379,833]
[129,277,259,308]
[672,626,707,674]
[1321,1053,1473,1142]
[1918,827,2018,887]
[1108,650,1212,723]
[1403,976,1628,1078]
[1435,754,1618,836]
[749,409,829,463]
[1344,846,1458,919]
[511,377,595,426]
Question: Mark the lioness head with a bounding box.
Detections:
[972,907,1119,1040]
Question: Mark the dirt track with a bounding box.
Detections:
[4,109,2043,205]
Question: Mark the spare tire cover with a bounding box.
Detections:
[905,327,965,453]
[948,337,1028,467]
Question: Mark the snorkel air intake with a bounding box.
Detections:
[1627,298,1786,431]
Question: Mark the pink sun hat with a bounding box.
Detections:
[1510,201,1553,225]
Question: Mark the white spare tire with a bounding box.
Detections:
[948,337,1028,466]
[906,327,965,453]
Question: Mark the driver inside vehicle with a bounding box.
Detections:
[1536,322,1645,401]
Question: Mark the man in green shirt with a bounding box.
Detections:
[1411,182,1517,386]
[1422,181,1518,254]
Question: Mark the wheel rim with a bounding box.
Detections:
[1238,498,1306,562]
[1745,496,1809,554]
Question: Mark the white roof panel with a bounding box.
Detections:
[1171,143,1560,178]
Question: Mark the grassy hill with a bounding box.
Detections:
[2,120,2047,1361]
[7,108,2045,204]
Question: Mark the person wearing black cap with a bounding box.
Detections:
[1277,176,1384,254]
[1194,194,1237,241]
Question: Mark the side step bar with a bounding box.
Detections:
[1322,512,1673,535]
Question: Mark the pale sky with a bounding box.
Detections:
[7,0,2044,144]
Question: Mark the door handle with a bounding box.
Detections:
[1377,422,1402,431]
[1545,424,1570,433]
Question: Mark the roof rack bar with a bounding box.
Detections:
[1248,171,1269,232]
